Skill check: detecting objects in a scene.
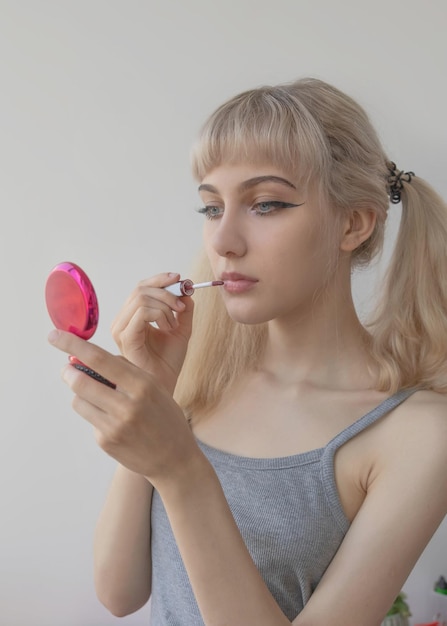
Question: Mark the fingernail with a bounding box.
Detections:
[168,272,179,278]
[62,364,77,383]
[176,299,186,310]
[48,329,60,344]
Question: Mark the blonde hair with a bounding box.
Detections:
[174,78,447,417]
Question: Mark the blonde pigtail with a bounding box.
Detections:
[368,175,447,392]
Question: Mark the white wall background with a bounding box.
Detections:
[0,1,446,624]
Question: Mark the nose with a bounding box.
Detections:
[207,210,248,258]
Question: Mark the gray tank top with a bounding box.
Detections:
[150,388,416,624]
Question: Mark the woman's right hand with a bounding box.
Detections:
[110,273,194,394]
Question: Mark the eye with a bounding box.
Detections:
[252,201,302,216]
[196,205,224,220]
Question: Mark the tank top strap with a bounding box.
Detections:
[325,387,418,453]
[320,388,419,532]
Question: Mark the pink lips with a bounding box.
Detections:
[221,272,259,294]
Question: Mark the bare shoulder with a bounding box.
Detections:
[392,388,447,441]
[406,388,447,412]
[376,389,447,495]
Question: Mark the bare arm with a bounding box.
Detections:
[292,396,447,625]
[158,453,292,625]
[92,273,194,616]
[94,464,153,616]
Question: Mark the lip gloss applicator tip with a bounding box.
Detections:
[192,280,224,289]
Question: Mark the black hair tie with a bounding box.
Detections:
[387,161,415,204]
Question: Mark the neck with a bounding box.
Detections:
[260,281,376,391]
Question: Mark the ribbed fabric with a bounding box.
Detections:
[150,388,416,624]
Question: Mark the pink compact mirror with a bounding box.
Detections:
[45,262,99,339]
[45,262,115,388]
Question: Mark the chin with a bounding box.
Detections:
[225,305,274,326]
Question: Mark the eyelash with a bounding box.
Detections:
[196,201,300,220]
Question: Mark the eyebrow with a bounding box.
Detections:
[198,175,297,194]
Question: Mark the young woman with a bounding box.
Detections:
[49,78,447,625]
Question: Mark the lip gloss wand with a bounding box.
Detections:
[164,279,224,296]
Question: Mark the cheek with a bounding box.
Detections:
[202,225,215,255]
[267,227,316,266]
[203,237,218,268]
[268,225,335,288]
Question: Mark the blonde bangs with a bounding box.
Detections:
[190,85,330,185]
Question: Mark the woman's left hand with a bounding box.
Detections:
[48,329,199,485]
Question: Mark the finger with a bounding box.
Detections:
[49,328,91,357]
[69,384,134,459]
[138,271,180,289]
[61,362,121,417]
[69,357,117,389]
[111,277,186,338]
[115,272,182,317]
[174,294,194,337]
[129,296,182,330]
[114,300,184,361]
[69,383,110,429]
[124,272,183,310]
[126,305,174,337]
[49,330,136,391]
